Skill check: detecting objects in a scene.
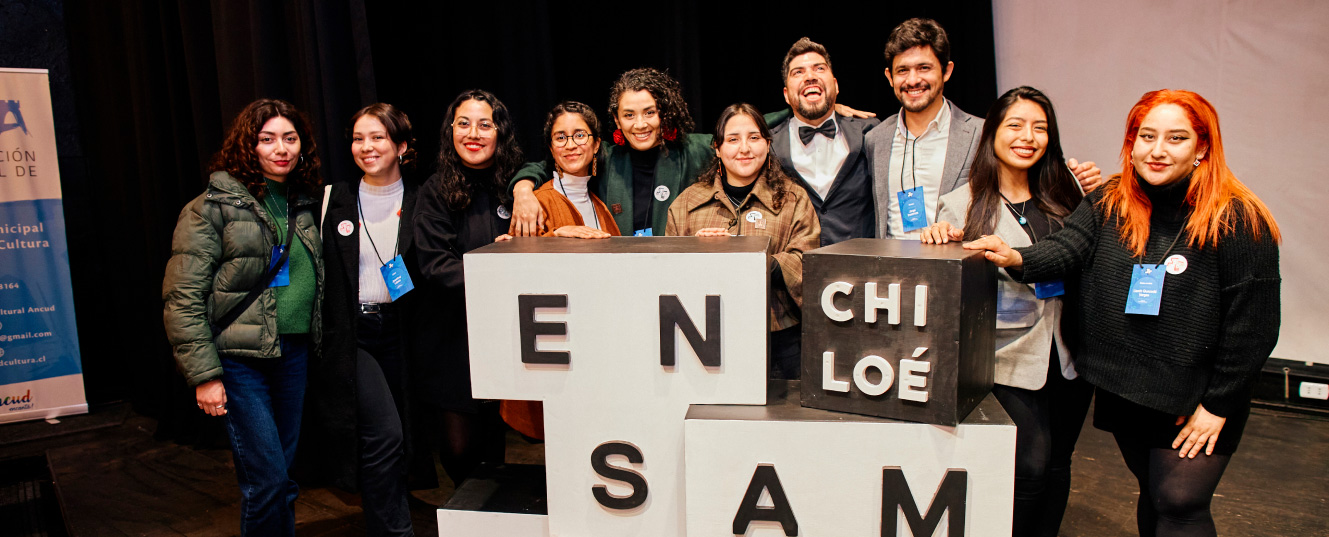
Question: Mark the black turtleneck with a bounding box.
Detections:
[722,178,757,210]
[630,147,660,232]
[1013,174,1281,427]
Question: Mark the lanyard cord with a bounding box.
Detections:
[555,172,601,230]
[262,195,290,246]
[356,185,400,267]
[1136,226,1186,267]
[898,127,919,194]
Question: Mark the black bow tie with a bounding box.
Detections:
[798,121,837,145]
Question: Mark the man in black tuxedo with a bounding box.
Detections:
[769,37,881,246]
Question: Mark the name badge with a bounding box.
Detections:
[380,254,415,301]
[268,244,290,288]
[1125,264,1165,316]
[633,228,654,237]
[1034,279,1065,299]
[897,186,927,232]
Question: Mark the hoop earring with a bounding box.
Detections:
[398,154,404,164]
[298,155,305,166]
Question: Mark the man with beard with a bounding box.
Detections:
[866,18,1101,239]
[769,37,881,246]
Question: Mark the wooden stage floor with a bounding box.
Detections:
[2,401,1326,536]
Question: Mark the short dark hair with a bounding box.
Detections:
[349,102,417,171]
[607,68,695,140]
[884,18,951,68]
[780,37,832,83]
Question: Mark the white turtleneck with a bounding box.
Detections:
[358,177,404,303]
[552,172,600,230]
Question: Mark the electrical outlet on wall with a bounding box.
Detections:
[1298,382,1329,401]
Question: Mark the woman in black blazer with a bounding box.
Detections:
[311,103,421,536]
[412,89,524,488]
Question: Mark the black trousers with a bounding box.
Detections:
[356,309,413,537]
[991,355,1093,537]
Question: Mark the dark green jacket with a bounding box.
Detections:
[511,133,715,236]
[162,171,324,386]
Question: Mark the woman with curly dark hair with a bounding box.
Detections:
[411,89,516,488]
[162,98,324,536]
[666,103,820,378]
[509,67,714,237]
[308,102,422,536]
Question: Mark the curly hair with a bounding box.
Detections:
[695,103,793,212]
[208,98,322,200]
[542,101,601,175]
[349,102,417,172]
[434,89,523,211]
[607,68,695,142]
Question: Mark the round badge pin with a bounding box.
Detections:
[745,210,763,223]
[1164,254,1188,275]
[337,220,354,236]
[497,206,512,220]
[654,185,670,202]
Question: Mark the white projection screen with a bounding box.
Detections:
[993,0,1329,364]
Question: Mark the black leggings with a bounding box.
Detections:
[1114,435,1232,537]
[990,359,1093,537]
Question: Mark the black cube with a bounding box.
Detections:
[800,239,996,426]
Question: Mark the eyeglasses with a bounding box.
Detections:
[552,131,593,147]
[453,118,496,134]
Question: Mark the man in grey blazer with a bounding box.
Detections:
[866,19,1099,239]
[769,37,881,246]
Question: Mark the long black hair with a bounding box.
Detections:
[434,89,523,211]
[695,103,793,212]
[962,86,1082,239]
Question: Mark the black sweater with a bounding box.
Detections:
[1015,176,1280,418]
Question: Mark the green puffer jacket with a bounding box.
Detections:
[162,171,324,387]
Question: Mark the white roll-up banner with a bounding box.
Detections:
[0,67,88,423]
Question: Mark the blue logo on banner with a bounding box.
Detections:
[1,100,28,136]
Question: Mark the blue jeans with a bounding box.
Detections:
[220,334,309,537]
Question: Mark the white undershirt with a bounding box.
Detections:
[787,114,850,200]
[552,172,600,230]
[357,177,404,303]
[886,101,951,239]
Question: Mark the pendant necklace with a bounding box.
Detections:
[999,192,1029,225]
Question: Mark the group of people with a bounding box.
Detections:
[161,16,1280,537]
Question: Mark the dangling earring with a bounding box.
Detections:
[592,156,598,177]
[662,127,678,142]
[1193,159,1201,167]
[298,155,305,166]
[398,154,404,164]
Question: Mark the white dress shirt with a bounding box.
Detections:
[787,114,850,201]
[885,101,951,239]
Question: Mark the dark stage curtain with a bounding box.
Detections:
[8,0,995,433]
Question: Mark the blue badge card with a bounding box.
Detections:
[1034,279,1065,299]
[1125,264,1165,315]
[897,186,928,232]
[633,228,654,237]
[268,244,290,287]
[380,254,415,301]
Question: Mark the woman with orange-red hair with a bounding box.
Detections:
[966,89,1280,537]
